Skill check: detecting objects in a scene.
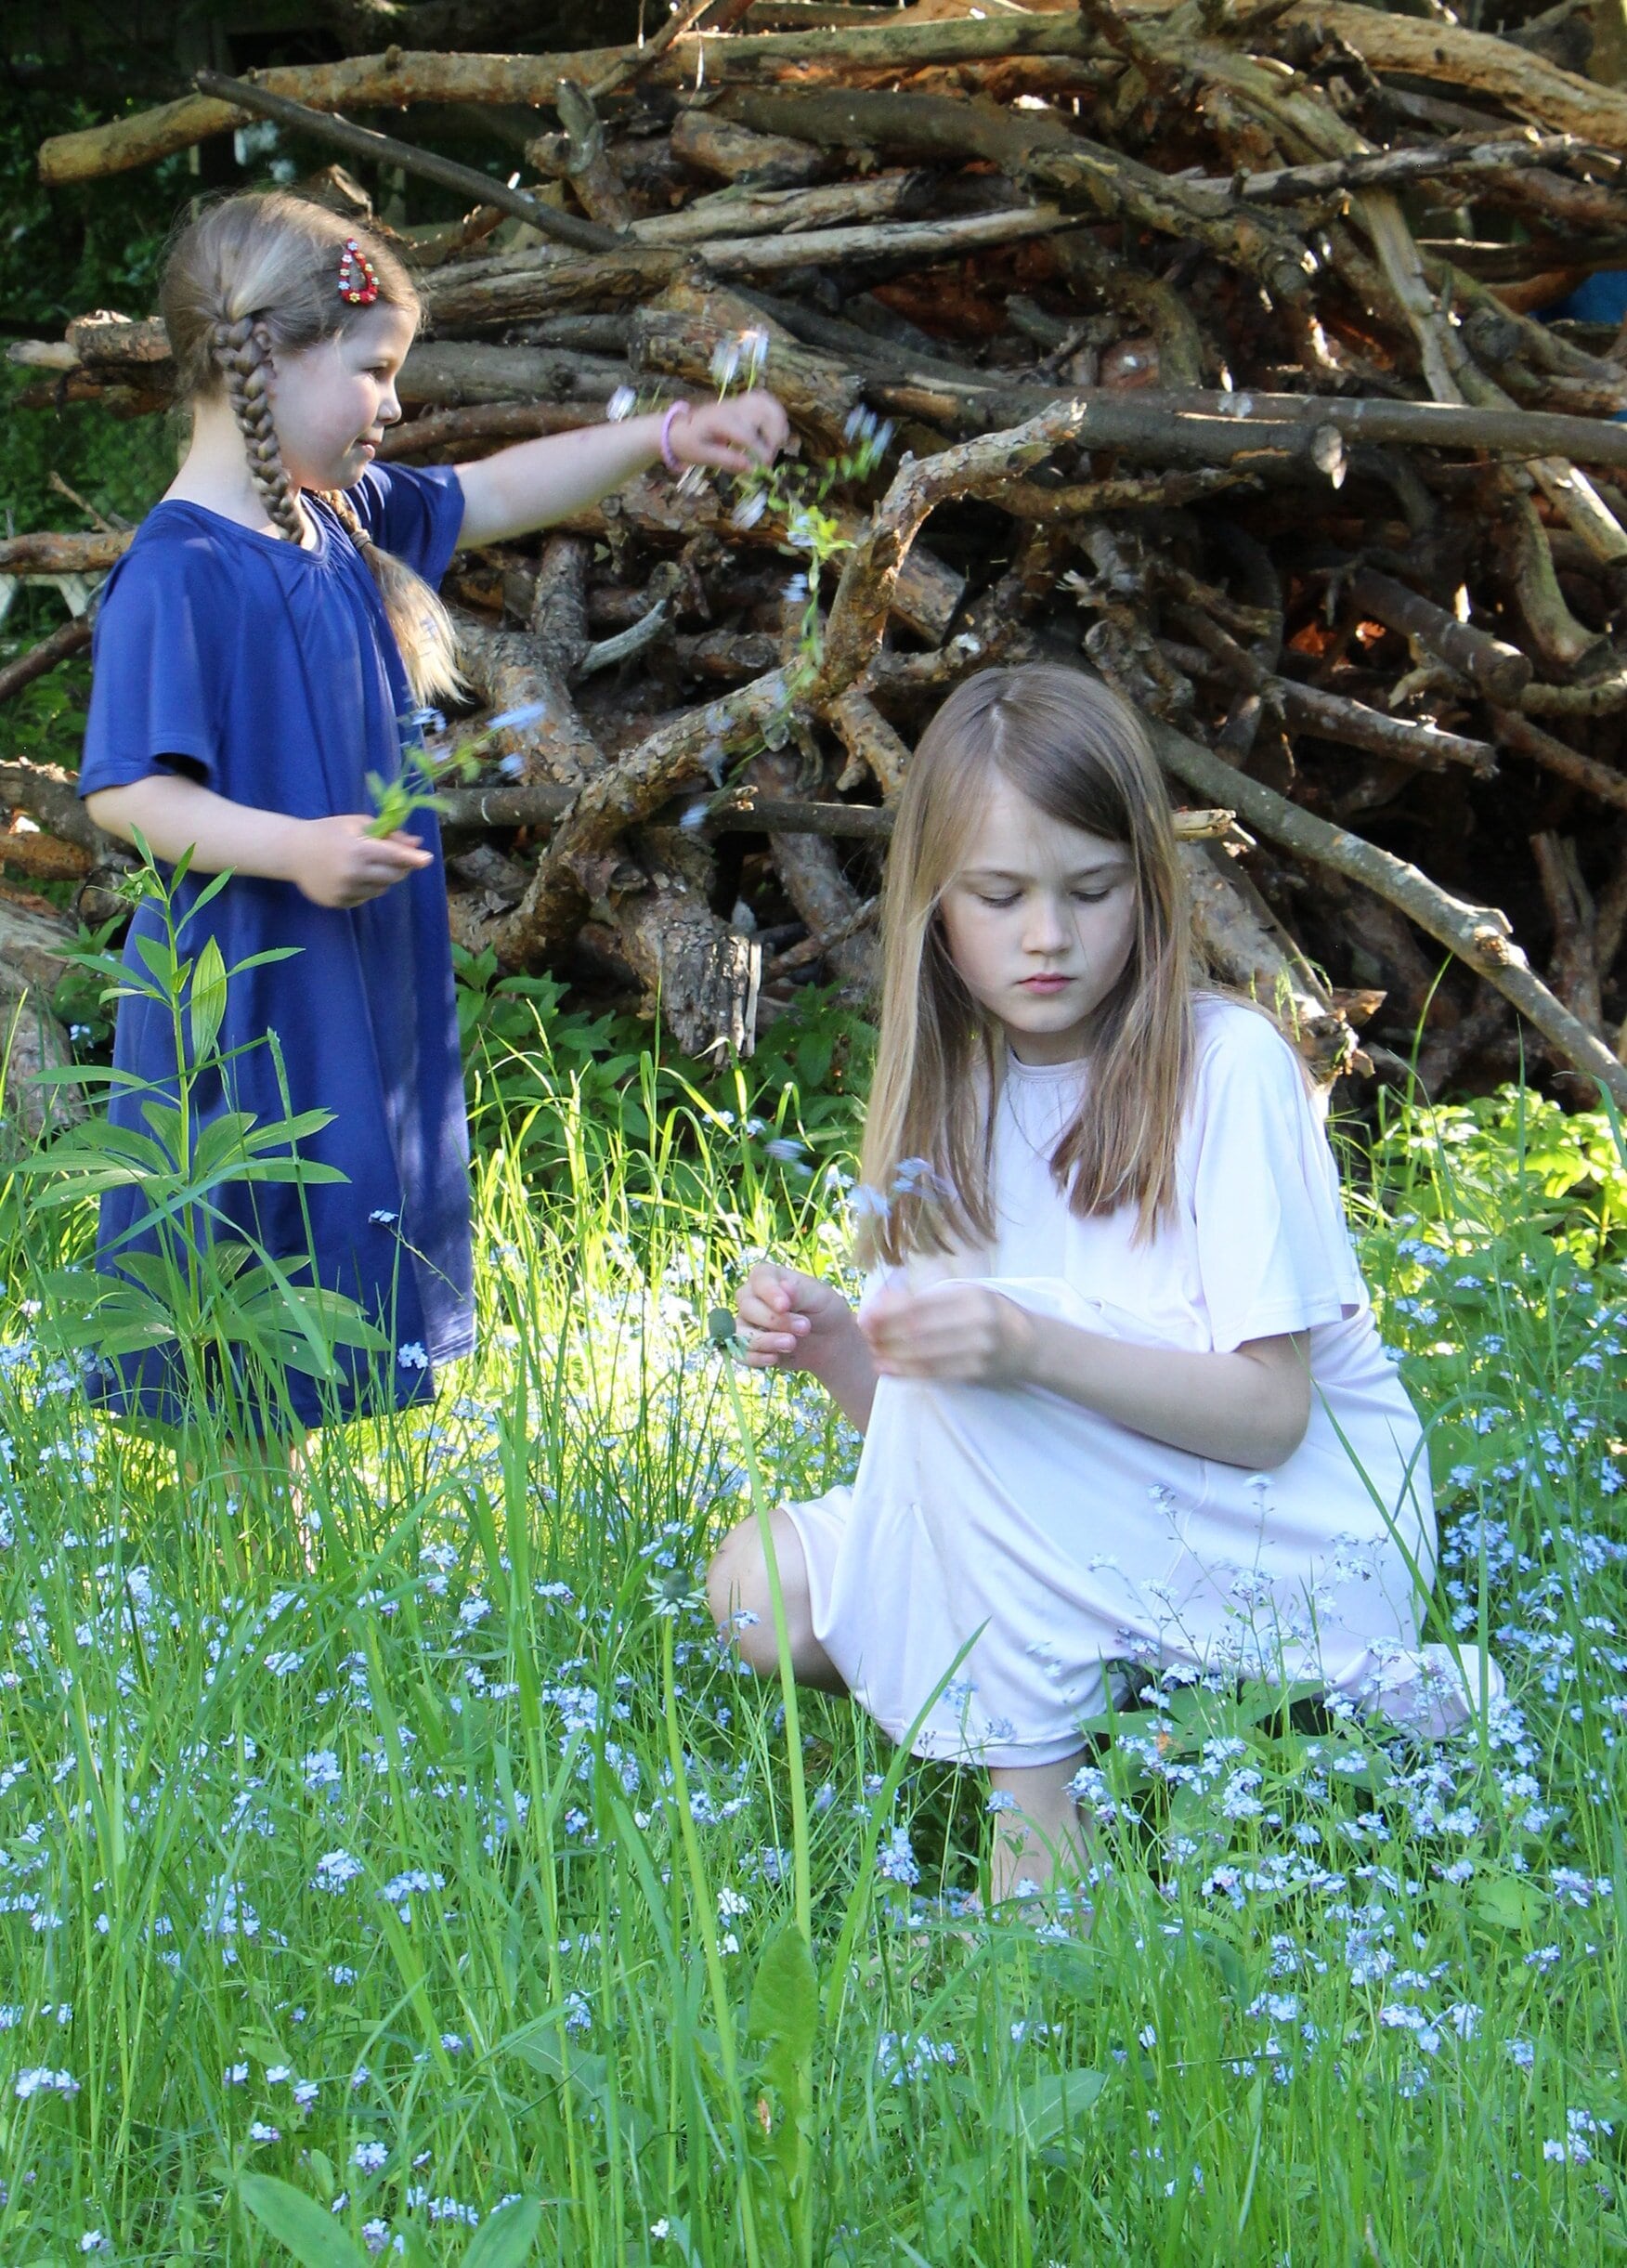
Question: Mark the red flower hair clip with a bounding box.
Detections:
[337,239,379,306]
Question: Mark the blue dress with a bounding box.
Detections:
[76,463,475,1430]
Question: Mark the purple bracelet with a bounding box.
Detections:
[660,399,692,474]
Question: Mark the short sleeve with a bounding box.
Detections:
[78,537,226,797]
[347,462,465,591]
[1189,1006,1367,1352]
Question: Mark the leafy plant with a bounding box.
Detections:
[17,836,386,1427]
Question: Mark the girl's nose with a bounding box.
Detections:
[1022,893,1071,953]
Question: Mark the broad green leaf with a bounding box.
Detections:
[237,2174,370,2268]
[463,2197,544,2268]
[748,1925,818,2073]
[748,1926,818,2183]
[995,2067,1107,2148]
[1472,1874,1546,1932]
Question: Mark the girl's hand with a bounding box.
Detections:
[860,1284,1036,1389]
[293,815,433,908]
[735,1262,855,1374]
[670,392,789,475]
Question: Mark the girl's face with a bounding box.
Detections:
[262,301,415,492]
[937,777,1139,1065]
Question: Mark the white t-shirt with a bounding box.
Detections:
[787,997,1445,1765]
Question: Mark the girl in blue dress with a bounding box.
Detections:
[79,189,787,1436]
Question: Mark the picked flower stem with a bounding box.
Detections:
[366,702,546,839]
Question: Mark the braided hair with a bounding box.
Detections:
[209,310,305,543]
[161,190,464,706]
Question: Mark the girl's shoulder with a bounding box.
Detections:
[1191,993,1309,1092]
[100,503,246,615]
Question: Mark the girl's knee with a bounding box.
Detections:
[707,1519,791,1677]
[707,1520,765,1634]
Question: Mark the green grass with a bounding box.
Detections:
[0,1014,1622,2266]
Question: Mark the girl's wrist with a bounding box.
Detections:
[658,399,692,473]
[264,814,310,885]
[996,1295,1047,1390]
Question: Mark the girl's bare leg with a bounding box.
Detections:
[181,1425,314,1577]
[706,1509,849,1695]
[985,1753,1093,1907]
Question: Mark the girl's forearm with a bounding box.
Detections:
[808,1321,879,1437]
[454,414,669,548]
[85,775,303,881]
[1018,1311,1310,1470]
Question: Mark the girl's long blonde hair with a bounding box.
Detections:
[858,664,1195,1265]
[160,189,463,708]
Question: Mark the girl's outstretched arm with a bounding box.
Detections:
[735,1261,878,1436]
[85,774,431,909]
[454,393,789,549]
[861,1284,1311,1472]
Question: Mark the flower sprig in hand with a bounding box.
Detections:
[365,701,547,840]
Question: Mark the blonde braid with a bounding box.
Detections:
[320,483,468,710]
[320,484,372,557]
[211,313,306,543]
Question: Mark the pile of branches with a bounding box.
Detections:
[8,0,1627,1111]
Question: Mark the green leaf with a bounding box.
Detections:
[1472,1873,1547,1932]
[133,931,178,991]
[237,2174,371,2268]
[189,933,228,1062]
[994,2067,1107,2148]
[463,2197,544,2268]
[748,1925,818,2183]
[748,1925,818,2074]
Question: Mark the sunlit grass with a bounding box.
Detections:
[0,1046,1622,2264]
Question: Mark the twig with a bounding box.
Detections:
[191,70,619,255]
[46,471,128,534]
[591,0,757,99]
[1144,717,1627,1108]
[767,893,879,977]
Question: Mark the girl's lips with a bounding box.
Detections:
[1020,974,1072,991]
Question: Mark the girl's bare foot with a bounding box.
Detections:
[986,1752,1093,1904]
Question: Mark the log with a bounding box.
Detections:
[37,20,1105,185]
[670,105,827,186]
[0,532,128,575]
[0,761,113,858]
[1490,709,1627,810]
[0,828,93,883]
[378,401,592,459]
[1181,841,1358,1084]
[19,8,1627,1085]
[437,781,1238,842]
[398,341,627,408]
[1346,566,1533,706]
[0,617,93,704]
[750,749,874,991]
[424,205,1074,330]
